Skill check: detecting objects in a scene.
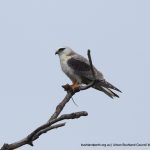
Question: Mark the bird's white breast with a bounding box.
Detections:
[59,55,81,83]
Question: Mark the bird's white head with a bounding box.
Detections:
[55,47,75,57]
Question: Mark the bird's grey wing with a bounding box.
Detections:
[67,54,104,83]
[67,54,122,93]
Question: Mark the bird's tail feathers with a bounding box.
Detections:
[100,80,122,93]
[93,83,120,98]
[101,86,119,98]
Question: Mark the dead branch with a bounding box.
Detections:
[0,50,95,150]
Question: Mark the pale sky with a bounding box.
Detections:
[0,0,150,150]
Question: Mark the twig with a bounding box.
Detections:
[80,49,96,90]
[71,97,79,107]
[87,49,96,78]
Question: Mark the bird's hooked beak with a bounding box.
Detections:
[55,51,58,55]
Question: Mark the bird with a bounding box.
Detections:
[55,47,122,98]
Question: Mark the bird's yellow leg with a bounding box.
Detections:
[71,81,80,90]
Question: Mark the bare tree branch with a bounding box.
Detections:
[27,111,88,144]
[49,92,73,121]
[32,123,66,141]
[0,50,95,150]
[0,124,66,150]
[0,112,87,150]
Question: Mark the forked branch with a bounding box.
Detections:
[0,50,95,150]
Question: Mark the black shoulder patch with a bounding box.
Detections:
[67,58,91,71]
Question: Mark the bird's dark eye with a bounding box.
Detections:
[58,48,65,52]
